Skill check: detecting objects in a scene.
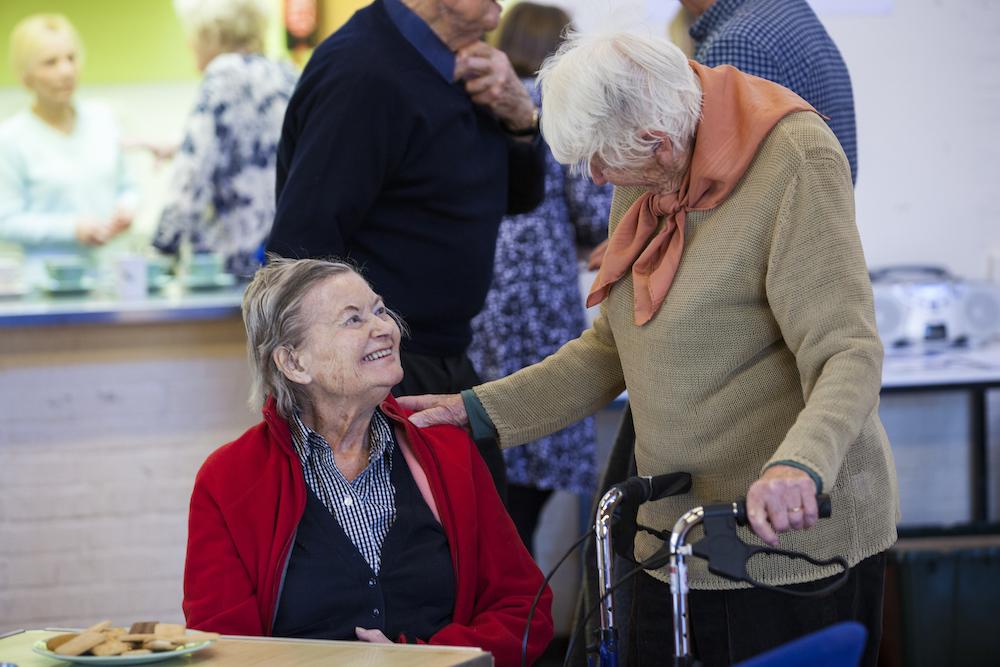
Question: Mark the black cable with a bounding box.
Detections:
[562,560,651,667]
[521,530,594,667]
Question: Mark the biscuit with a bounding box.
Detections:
[129,621,158,634]
[45,633,78,651]
[91,640,130,657]
[122,649,154,656]
[118,633,156,642]
[153,623,186,638]
[83,620,113,633]
[54,632,106,656]
[143,639,177,652]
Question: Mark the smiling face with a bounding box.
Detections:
[284,273,403,409]
[22,28,80,107]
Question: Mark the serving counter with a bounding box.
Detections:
[0,285,245,328]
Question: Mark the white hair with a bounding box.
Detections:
[537,30,702,175]
[173,0,271,54]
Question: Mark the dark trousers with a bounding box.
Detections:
[392,350,507,504]
[627,552,887,667]
[507,483,554,557]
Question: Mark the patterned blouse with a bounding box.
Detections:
[468,79,613,495]
[153,53,298,277]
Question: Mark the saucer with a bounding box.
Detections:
[182,272,237,291]
[147,274,174,291]
[0,283,28,299]
[43,275,95,296]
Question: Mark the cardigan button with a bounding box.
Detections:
[372,608,381,617]
[368,578,376,588]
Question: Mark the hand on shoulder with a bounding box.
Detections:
[397,393,469,429]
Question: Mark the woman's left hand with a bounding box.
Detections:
[355,627,392,644]
[745,465,818,546]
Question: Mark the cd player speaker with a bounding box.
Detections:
[872,284,909,345]
[958,284,1000,341]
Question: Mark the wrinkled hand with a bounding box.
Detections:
[75,216,112,246]
[355,627,391,644]
[146,142,179,163]
[587,239,609,271]
[745,465,818,546]
[397,393,468,429]
[455,42,535,131]
[108,207,134,238]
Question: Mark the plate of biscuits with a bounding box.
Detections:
[32,620,218,665]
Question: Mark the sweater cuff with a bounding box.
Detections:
[764,460,823,494]
[461,389,497,442]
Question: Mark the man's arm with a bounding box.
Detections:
[454,42,545,214]
[505,135,546,214]
[267,71,404,259]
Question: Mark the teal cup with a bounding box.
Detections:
[45,257,87,286]
[186,253,224,282]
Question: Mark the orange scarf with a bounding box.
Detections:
[587,61,819,325]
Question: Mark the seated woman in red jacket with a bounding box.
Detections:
[183,257,553,665]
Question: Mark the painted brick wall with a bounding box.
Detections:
[0,318,257,630]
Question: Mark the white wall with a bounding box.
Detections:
[546,0,1000,280]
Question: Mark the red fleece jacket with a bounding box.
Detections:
[183,395,553,666]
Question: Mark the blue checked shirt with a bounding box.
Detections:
[690,0,857,183]
[289,409,397,574]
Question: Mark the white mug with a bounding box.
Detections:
[116,254,148,300]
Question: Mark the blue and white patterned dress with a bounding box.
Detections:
[468,80,612,495]
[153,53,298,277]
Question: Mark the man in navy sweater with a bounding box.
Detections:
[267,0,546,500]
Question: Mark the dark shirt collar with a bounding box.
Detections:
[689,0,748,43]
[383,0,456,82]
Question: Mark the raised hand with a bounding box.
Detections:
[454,42,535,133]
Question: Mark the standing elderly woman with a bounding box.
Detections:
[183,258,552,665]
[152,0,297,277]
[0,14,136,279]
[402,31,898,666]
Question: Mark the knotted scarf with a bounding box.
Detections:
[587,61,819,325]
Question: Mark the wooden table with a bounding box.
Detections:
[0,630,492,666]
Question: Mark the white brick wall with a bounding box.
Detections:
[0,318,257,631]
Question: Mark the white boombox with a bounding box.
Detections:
[871,266,1000,353]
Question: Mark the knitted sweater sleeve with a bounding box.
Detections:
[762,144,883,490]
[473,307,625,449]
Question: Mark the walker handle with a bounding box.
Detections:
[734,494,831,526]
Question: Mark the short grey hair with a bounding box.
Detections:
[242,256,410,420]
[537,30,702,175]
[173,0,270,54]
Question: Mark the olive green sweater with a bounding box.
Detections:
[475,112,899,589]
